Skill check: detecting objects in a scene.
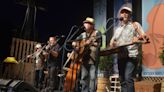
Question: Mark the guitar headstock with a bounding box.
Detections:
[135,39,150,44]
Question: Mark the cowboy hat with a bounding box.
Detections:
[120,6,132,13]
[35,43,42,48]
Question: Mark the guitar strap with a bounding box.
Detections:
[132,22,145,38]
[86,29,95,39]
[114,24,126,42]
[83,30,96,64]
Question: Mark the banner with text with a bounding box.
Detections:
[142,0,164,77]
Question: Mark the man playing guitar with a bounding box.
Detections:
[109,6,149,92]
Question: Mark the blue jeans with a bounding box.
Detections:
[112,54,119,74]
[80,64,96,92]
[118,57,137,92]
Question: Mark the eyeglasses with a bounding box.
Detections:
[35,48,40,50]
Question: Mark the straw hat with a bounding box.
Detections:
[4,57,18,64]
[83,17,95,25]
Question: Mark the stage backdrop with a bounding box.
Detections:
[93,0,107,49]
[142,0,164,77]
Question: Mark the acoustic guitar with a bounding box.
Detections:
[100,40,150,56]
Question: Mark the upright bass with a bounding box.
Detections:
[63,39,88,92]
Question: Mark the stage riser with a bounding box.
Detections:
[134,81,161,92]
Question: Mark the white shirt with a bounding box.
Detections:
[110,22,145,57]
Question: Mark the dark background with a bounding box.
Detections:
[0,0,142,62]
[0,0,93,61]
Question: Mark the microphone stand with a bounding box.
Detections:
[103,17,121,81]
[58,25,91,91]
[103,17,120,35]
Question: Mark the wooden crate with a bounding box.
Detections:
[3,37,38,85]
[109,75,121,92]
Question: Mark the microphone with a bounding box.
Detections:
[107,17,123,23]
[56,35,65,38]
[113,17,123,21]
[77,26,84,30]
[47,41,50,44]
[80,26,84,29]
[41,41,49,45]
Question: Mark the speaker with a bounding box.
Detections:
[0,79,12,91]
[0,79,38,92]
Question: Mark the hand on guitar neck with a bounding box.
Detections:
[85,39,92,45]
[132,35,150,44]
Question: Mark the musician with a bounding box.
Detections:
[72,17,102,92]
[109,6,149,92]
[44,36,60,92]
[27,43,46,89]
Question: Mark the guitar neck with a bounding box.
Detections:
[118,40,150,47]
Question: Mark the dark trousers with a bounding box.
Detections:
[118,57,138,92]
[46,66,59,92]
[35,69,45,88]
